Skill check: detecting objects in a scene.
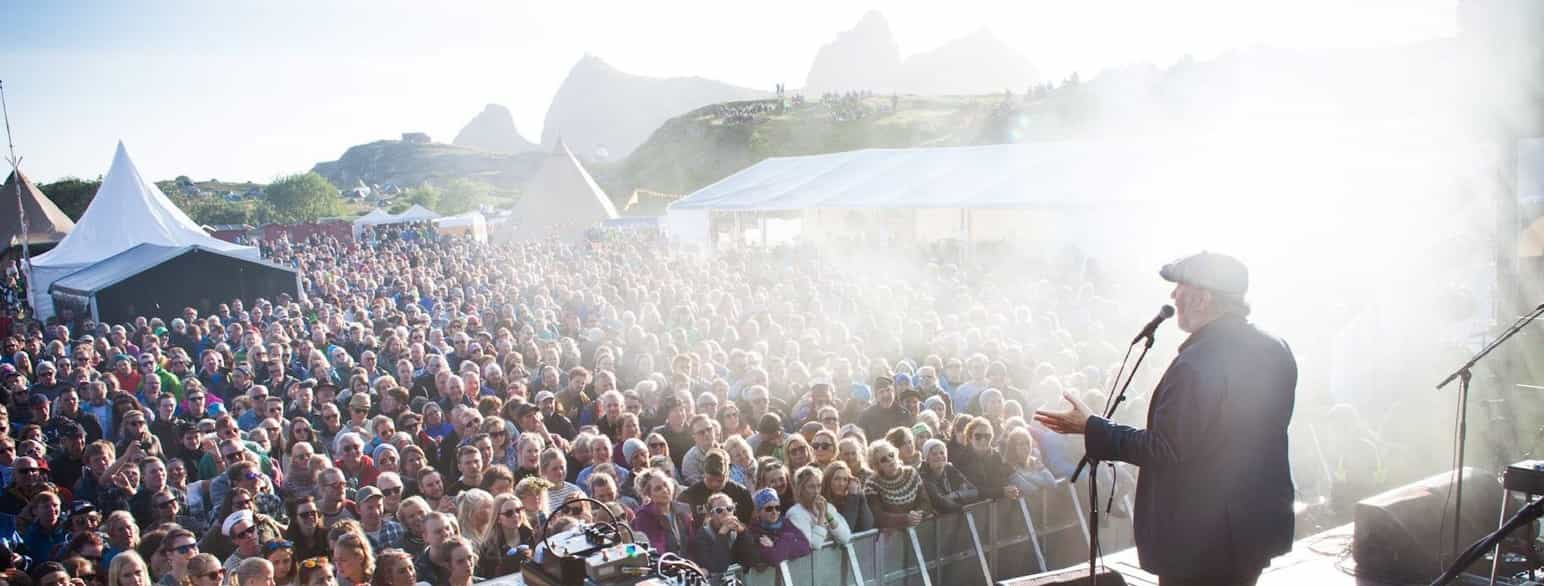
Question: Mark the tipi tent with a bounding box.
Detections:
[1,169,75,253]
[506,142,618,240]
[31,142,259,320]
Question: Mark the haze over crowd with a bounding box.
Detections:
[2,0,1458,183]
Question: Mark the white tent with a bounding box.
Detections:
[433,211,488,242]
[506,142,618,241]
[395,204,440,223]
[31,142,259,320]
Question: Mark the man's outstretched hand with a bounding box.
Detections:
[1033,390,1094,435]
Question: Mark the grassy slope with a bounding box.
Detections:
[593,94,1046,207]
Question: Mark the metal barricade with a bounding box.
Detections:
[731,488,1111,586]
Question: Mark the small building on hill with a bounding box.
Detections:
[402,132,431,144]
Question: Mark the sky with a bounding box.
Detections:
[1,0,1458,183]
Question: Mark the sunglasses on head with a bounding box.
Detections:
[299,557,329,569]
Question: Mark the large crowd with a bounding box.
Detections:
[0,228,1149,586]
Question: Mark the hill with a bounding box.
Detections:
[311,139,545,192]
[595,93,1023,200]
[452,104,539,154]
[540,55,767,160]
[599,39,1467,206]
[803,11,1037,96]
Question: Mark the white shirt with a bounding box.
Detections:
[786,501,852,548]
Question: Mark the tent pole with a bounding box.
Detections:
[0,80,36,322]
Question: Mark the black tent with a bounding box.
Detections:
[49,243,298,324]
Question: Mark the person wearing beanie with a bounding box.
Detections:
[918,438,978,513]
[745,487,809,568]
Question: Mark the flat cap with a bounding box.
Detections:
[1160,252,1248,296]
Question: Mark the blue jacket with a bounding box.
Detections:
[1085,315,1296,578]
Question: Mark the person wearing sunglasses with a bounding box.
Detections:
[220,510,263,573]
[687,492,751,574]
[953,417,1021,502]
[863,439,934,529]
[479,493,533,578]
[157,528,200,586]
[185,553,225,586]
[746,487,810,569]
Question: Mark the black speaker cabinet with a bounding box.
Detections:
[1352,467,1502,584]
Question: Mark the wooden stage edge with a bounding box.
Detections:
[1010,523,1493,586]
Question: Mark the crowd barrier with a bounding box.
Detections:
[732,478,1134,586]
[483,477,1133,586]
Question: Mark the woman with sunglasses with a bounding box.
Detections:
[809,429,839,468]
[781,435,813,473]
[630,468,694,555]
[283,496,329,561]
[745,488,810,569]
[156,529,200,586]
[863,440,934,529]
[953,417,1021,503]
[479,494,533,578]
[687,492,751,575]
[107,550,151,586]
[184,553,224,586]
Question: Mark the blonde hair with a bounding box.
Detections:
[108,551,151,586]
[455,489,495,548]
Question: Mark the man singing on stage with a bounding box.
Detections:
[1035,252,1297,586]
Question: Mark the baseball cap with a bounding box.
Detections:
[534,390,556,404]
[1159,252,1249,297]
[356,486,384,502]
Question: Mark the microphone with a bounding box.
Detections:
[1130,305,1176,345]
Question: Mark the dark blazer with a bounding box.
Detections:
[1085,315,1296,579]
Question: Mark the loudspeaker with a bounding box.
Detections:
[998,567,1128,586]
[1352,467,1502,584]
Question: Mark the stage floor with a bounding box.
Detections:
[1055,524,1492,586]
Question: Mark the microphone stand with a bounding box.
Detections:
[1435,302,1544,567]
[1071,330,1159,584]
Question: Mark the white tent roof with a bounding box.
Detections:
[507,142,618,240]
[432,211,486,228]
[34,142,257,266]
[352,208,396,226]
[396,204,440,222]
[668,137,1469,213]
[30,142,258,319]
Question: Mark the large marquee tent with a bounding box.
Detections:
[30,143,260,320]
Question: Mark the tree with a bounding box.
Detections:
[437,178,488,214]
[401,184,440,210]
[263,172,345,223]
[37,177,101,220]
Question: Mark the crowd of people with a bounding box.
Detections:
[0,228,1147,586]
